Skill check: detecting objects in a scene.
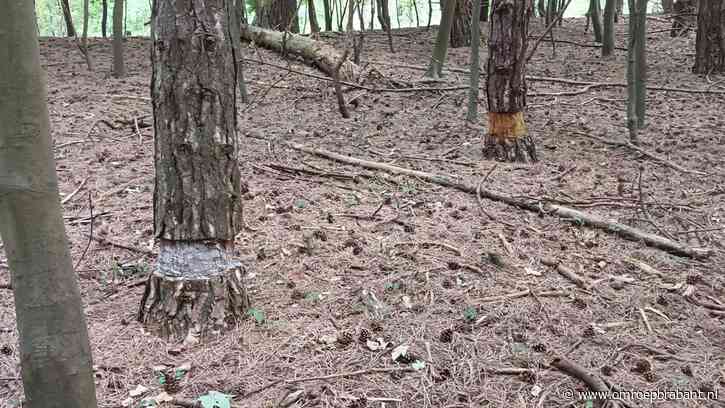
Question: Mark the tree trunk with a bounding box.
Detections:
[139,0,251,342]
[347,0,356,30]
[615,0,622,21]
[112,0,125,77]
[377,0,395,51]
[671,0,694,36]
[240,24,358,79]
[480,0,490,20]
[467,0,482,122]
[0,2,98,407]
[425,0,457,77]
[427,0,433,28]
[661,0,674,12]
[232,0,250,102]
[693,0,725,73]
[412,0,421,25]
[323,0,333,30]
[602,0,615,56]
[484,0,537,162]
[626,0,647,143]
[60,0,76,37]
[81,0,94,70]
[451,0,473,47]
[372,0,378,29]
[309,0,322,32]
[257,0,300,32]
[102,0,108,37]
[589,0,603,42]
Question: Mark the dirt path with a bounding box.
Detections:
[1,18,724,408]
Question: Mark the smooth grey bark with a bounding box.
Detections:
[466,1,482,122]
[102,0,108,37]
[112,0,125,77]
[589,0,603,42]
[602,0,615,56]
[626,0,647,142]
[323,0,333,30]
[139,0,250,341]
[425,0,457,78]
[693,0,725,73]
[0,2,98,408]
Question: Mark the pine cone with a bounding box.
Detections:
[600,365,614,377]
[632,359,651,373]
[643,370,657,382]
[337,331,354,347]
[358,328,370,343]
[439,328,454,343]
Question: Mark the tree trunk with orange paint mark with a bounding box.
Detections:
[484,0,537,162]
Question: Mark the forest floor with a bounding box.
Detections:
[2,16,725,408]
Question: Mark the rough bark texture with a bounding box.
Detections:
[60,0,76,36]
[145,0,250,341]
[485,0,537,162]
[451,0,473,47]
[113,0,125,77]
[240,24,358,80]
[257,0,300,32]
[425,0,457,77]
[467,0,482,121]
[693,0,725,73]
[0,2,98,407]
[138,241,250,341]
[626,0,647,141]
[589,0,603,42]
[232,0,250,102]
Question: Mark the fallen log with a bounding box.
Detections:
[240,24,358,81]
[280,142,712,259]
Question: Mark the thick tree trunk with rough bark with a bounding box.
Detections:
[451,0,473,47]
[60,0,76,36]
[240,24,358,79]
[112,0,125,77]
[484,0,537,162]
[139,0,250,342]
[257,0,300,31]
[693,0,725,73]
[0,2,98,407]
[425,0,457,77]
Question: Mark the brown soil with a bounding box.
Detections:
[1,17,725,408]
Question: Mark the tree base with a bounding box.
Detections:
[137,241,250,343]
[483,112,538,162]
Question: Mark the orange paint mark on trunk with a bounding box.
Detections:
[487,111,527,140]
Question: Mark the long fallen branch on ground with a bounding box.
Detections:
[551,357,627,408]
[279,142,711,259]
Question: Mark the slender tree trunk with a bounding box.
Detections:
[102,0,108,37]
[467,0,482,122]
[693,0,725,73]
[139,0,250,341]
[257,0,300,31]
[232,0,250,102]
[378,0,395,51]
[615,0,622,21]
[480,0,489,21]
[425,0,457,77]
[547,0,556,24]
[60,0,76,37]
[626,0,647,143]
[484,0,537,162]
[602,0,615,56]
[412,0,421,25]
[354,0,366,61]
[427,0,433,28]
[323,0,333,30]
[0,2,98,408]
[371,0,377,29]
[347,0,356,30]
[451,0,473,47]
[112,0,125,77]
[81,0,93,70]
[661,0,674,12]
[338,0,345,29]
[537,0,546,19]
[310,0,322,32]
[395,0,401,27]
[589,0,603,42]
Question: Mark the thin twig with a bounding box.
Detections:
[74,191,94,271]
[61,176,89,205]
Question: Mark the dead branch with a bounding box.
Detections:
[280,142,711,259]
[333,50,351,118]
[89,235,154,255]
[394,241,461,256]
[61,176,90,205]
[478,289,568,302]
[526,0,574,62]
[541,257,589,289]
[570,131,707,175]
[551,357,624,408]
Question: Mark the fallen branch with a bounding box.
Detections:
[394,241,461,256]
[61,176,89,205]
[281,142,711,259]
[571,131,707,175]
[551,357,624,408]
[89,235,154,255]
[478,289,568,302]
[541,257,589,289]
[241,24,358,81]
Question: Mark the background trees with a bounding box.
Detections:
[0,1,98,407]
[693,0,725,73]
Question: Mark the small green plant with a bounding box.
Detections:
[463,306,478,322]
[246,308,266,325]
